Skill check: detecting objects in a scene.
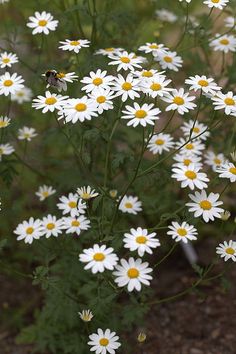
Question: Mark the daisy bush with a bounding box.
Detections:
[0,0,236,353]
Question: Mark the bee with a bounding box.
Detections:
[44,70,67,92]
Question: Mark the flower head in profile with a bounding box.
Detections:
[204,150,226,171]
[88,328,121,354]
[118,195,142,214]
[27,11,58,35]
[216,162,236,183]
[0,116,11,129]
[0,72,24,96]
[78,309,93,322]
[210,34,236,53]
[77,186,99,200]
[35,185,56,201]
[0,143,15,160]
[79,244,118,273]
[18,126,37,141]
[59,39,90,53]
[185,75,221,96]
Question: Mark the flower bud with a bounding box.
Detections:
[220,210,231,221]
[137,332,147,343]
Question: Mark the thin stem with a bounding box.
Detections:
[153,244,177,269]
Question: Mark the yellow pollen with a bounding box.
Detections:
[183,159,192,166]
[105,47,114,52]
[68,201,77,208]
[120,56,130,63]
[38,19,47,26]
[71,220,80,227]
[229,167,236,175]
[200,200,212,210]
[99,338,109,346]
[225,247,235,255]
[26,227,34,235]
[97,95,106,104]
[57,72,65,78]
[220,39,229,45]
[17,91,24,97]
[122,82,132,91]
[155,139,164,145]
[177,228,187,236]
[42,191,49,197]
[0,121,8,128]
[186,143,194,150]
[212,0,220,2]
[3,79,13,87]
[81,192,91,199]
[135,109,147,119]
[93,77,103,86]
[164,56,172,63]
[70,40,80,46]
[142,71,153,77]
[149,44,159,49]
[150,83,161,91]
[173,96,184,105]
[125,202,133,209]
[214,158,221,165]
[2,58,10,63]
[127,268,139,278]
[136,236,147,244]
[185,170,197,180]
[93,253,105,261]
[47,223,55,230]
[198,80,208,87]
[224,98,235,106]
[193,127,200,133]
[75,103,87,112]
[45,97,57,105]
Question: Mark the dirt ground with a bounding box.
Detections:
[1,238,235,354]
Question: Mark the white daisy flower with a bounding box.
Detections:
[162,88,196,115]
[0,0,10,3]
[224,16,236,29]
[172,163,209,190]
[123,227,160,257]
[32,91,68,113]
[11,86,33,104]
[185,75,221,96]
[138,42,168,56]
[78,309,93,322]
[155,9,177,23]
[203,0,229,10]
[186,190,224,223]
[216,240,236,262]
[89,88,115,114]
[112,73,140,102]
[79,244,118,273]
[81,69,114,93]
[88,328,121,354]
[55,71,79,83]
[18,126,37,141]
[156,51,183,71]
[77,186,99,200]
[211,91,236,115]
[176,138,205,156]
[14,217,44,244]
[35,185,56,201]
[41,215,64,238]
[0,51,18,68]
[179,0,192,2]
[167,221,198,243]
[57,193,86,217]
[173,153,202,168]
[62,215,90,236]
[204,150,226,171]
[0,72,24,96]
[141,75,172,98]
[113,257,153,292]
[0,143,14,160]
[27,11,58,35]
[0,116,11,129]
[134,69,162,80]
[59,39,90,53]
[95,47,124,56]
[181,119,210,141]
[108,50,143,71]
[118,195,142,214]
[216,162,236,182]
[58,96,98,123]
[147,133,174,155]
[121,102,161,127]
[210,34,236,53]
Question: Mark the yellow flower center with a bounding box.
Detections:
[38,19,47,26]
[214,158,221,165]
[155,139,164,145]
[183,159,191,166]
[3,79,13,87]
[57,72,65,78]
[185,143,194,150]
[70,40,80,46]
[122,82,132,91]
[75,103,87,112]
[72,220,80,227]
[99,338,109,346]
[173,96,184,105]
[212,0,220,2]
[96,95,106,104]
[220,38,229,45]
[136,236,147,244]
[150,83,161,91]
[193,127,200,133]
[0,148,3,154]
[42,191,49,197]
[164,56,172,63]
[26,227,34,234]
[120,56,130,63]
[224,98,235,106]
[68,201,77,208]
[142,71,153,77]
[2,58,10,63]
[185,170,197,180]
[225,247,235,255]
[93,77,103,86]
[127,268,140,278]
[105,47,114,52]
[93,253,105,261]
[81,192,91,199]
[149,44,159,49]
[135,109,147,119]
[199,200,212,210]
[125,202,133,209]
[177,228,187,236]
[198,80,209,87]
[0,121,8,128]
[47,223,55,230]
[45,97,57,105]
[229,167,236,175]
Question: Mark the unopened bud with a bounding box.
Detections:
[109,189,118,198]
[137,332,147,343]
[220,210,231,221]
